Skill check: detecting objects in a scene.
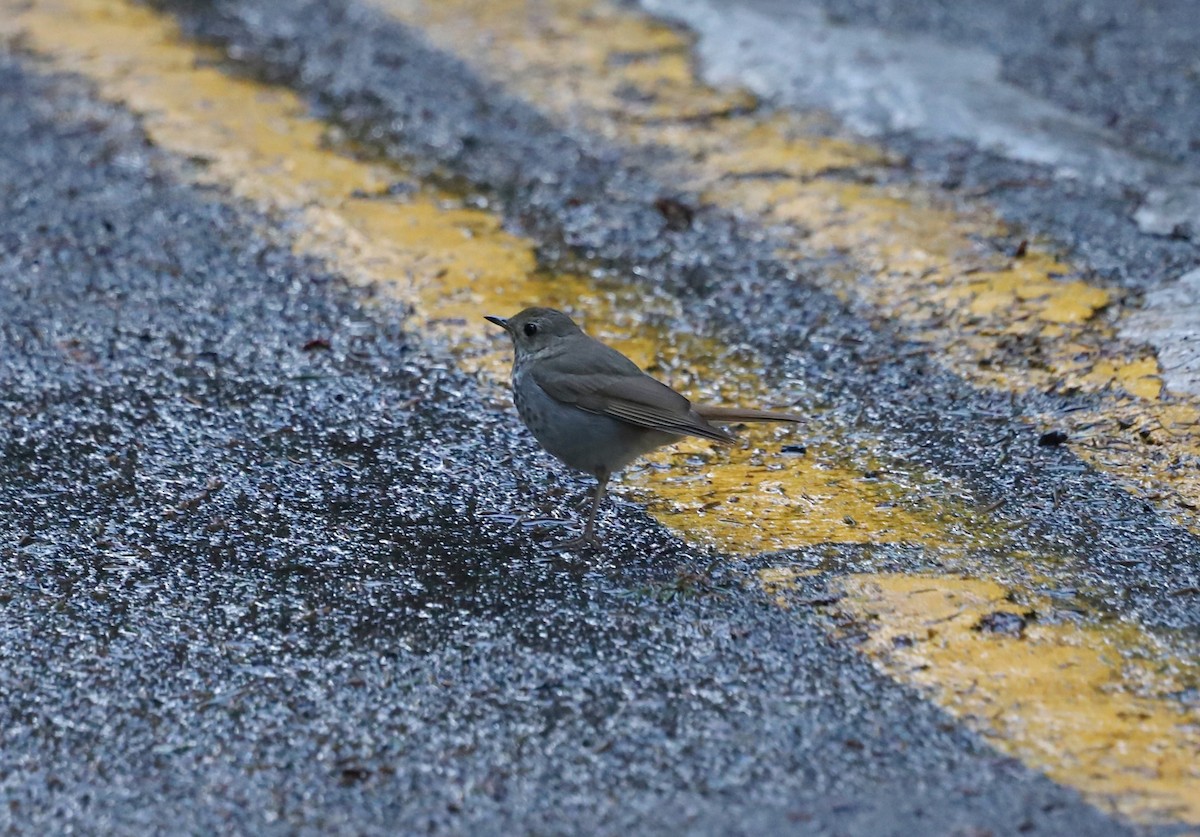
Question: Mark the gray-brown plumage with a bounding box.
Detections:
[486,307,802,547]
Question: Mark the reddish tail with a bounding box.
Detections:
[695,405,804,424]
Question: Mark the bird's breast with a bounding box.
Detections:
[508,368,676,477]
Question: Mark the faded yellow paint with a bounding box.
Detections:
[633,438,994,552]
[374,0,1200,526]
[10,0,1200,824]
[758,566,820,606]
[831,573,1200,825]
[943,263,1109,324]
[2,0,995,554]
[349,0,1200,822]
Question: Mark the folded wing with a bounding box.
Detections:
[531,337,735,444]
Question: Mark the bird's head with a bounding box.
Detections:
[485,307,583,359]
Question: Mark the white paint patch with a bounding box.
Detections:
[1120,269,1200,397]
[640,0,1200,240]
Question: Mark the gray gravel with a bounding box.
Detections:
[0,50,1163,835]
[789,0,1200,171]
[148,0,1200,632]
[643,0,1200,280]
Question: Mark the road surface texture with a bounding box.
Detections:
[1,0,1197,833]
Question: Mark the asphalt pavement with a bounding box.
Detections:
[2,0,1198,834]
[145,0,1200,628]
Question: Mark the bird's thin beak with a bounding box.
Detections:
[484,315,511,333]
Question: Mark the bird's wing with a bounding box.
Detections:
[531,338,734,444]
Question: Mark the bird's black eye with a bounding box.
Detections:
[523,322,539,337]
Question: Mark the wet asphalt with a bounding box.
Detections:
[777,0,1200,280]
[0,3,1196,835]
[670,0,1200,277]
[793,0,1200,173]
[152,0,1200,630]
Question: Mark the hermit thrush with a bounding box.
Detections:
[486,307,802,548]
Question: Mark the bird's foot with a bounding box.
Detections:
[545,528,602,552]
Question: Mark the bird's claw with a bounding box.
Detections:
[546,530,602,552]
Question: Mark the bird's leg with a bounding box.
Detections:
[580,469,610,544]
[552,468,610,550]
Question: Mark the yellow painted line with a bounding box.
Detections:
[375,0,1200,531]
[1,0,998,555]
[825,573,1199,825]
[345,0,1200,824]
[761,567,1200,825]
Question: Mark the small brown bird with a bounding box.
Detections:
[486,307,803,548]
